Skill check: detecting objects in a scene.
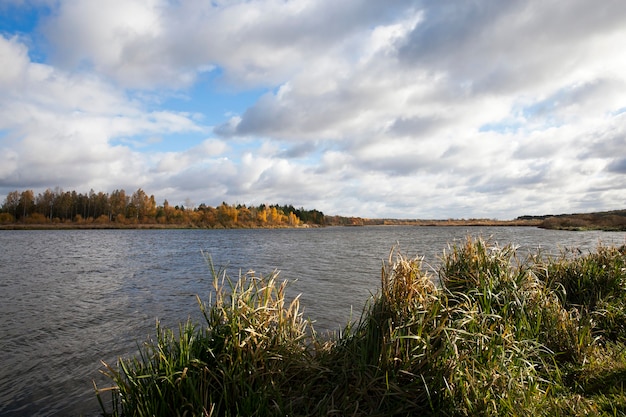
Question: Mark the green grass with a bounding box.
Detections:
[95,238,626,416]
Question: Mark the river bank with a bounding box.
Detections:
[0,218,540,230]
[97,237,626,416]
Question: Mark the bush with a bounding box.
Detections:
[94,214,110,224]
[0,212,16,223]
[24,212,49,224]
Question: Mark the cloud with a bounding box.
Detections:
[398,1,626,95]
[40,0,414,89]
[0,34,205,193]
[210,0,626,216]
[3,1,626,218]
[607,158,626,174]
[152,139,228,174]
[0,36,29,85]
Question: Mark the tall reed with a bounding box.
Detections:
[534,244,626,342]
[96,237,626,416]
[96,260,312,416]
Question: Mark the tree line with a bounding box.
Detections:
[534,210,626,231]
[0,188,325,228]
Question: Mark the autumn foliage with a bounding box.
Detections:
[0,188,325,228]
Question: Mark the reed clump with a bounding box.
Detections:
[96,237,626,416]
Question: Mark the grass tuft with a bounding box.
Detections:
[95,237,626,416]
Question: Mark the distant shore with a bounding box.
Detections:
[4,187,624,231]
[0,218,542,230]
[4,210,626,231]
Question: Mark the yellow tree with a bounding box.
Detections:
[288,211,300,226]
[201,206,218,226]
[217,202,238,226]
[269,206,280,224]
[109,189,128,221]
[237,205,253,226]
[147,195,157,219]
[257,206,268,224]
[131,189,157,221]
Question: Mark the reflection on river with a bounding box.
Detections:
[0,226,624,416]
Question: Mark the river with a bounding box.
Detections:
[1,226,624,416]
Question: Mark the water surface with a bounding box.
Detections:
[1,226,624,416]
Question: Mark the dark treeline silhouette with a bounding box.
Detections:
[519,210,626,231]
[0,188,325,228]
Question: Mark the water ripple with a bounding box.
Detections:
[0,227,624,416]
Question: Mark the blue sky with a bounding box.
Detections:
[1,0,626,219]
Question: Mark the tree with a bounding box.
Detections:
[130,188,157,222]
[74,192,89,220]
[18,190,35,220]
[88,189,97,219]
[288,211,300,226]
[162,199,172,222]
[269,206,280,223]
[109,189,128,221]
[237,205,254,226]
[3,190,20,218]
[35,189,55,220]
[257,204,268,224]
[57,191,73,220]
[217,202,238,226]
[0,187,326,227]
[94,191,110,220]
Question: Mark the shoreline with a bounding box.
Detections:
[0,219,543,230]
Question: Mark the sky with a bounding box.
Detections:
[1,0,626,219]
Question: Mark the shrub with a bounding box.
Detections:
[24,212,48,224]
[0,212,15,223]
[94,214,110,224]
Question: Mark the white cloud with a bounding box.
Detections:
[3,0,626,218]
[40,0,413,89]
[0,36,29,86]
[152,139,229,174]
[0,33,206,194]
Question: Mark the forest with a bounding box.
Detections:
[0,188,325,228]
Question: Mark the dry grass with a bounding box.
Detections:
[96,237,626,416]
